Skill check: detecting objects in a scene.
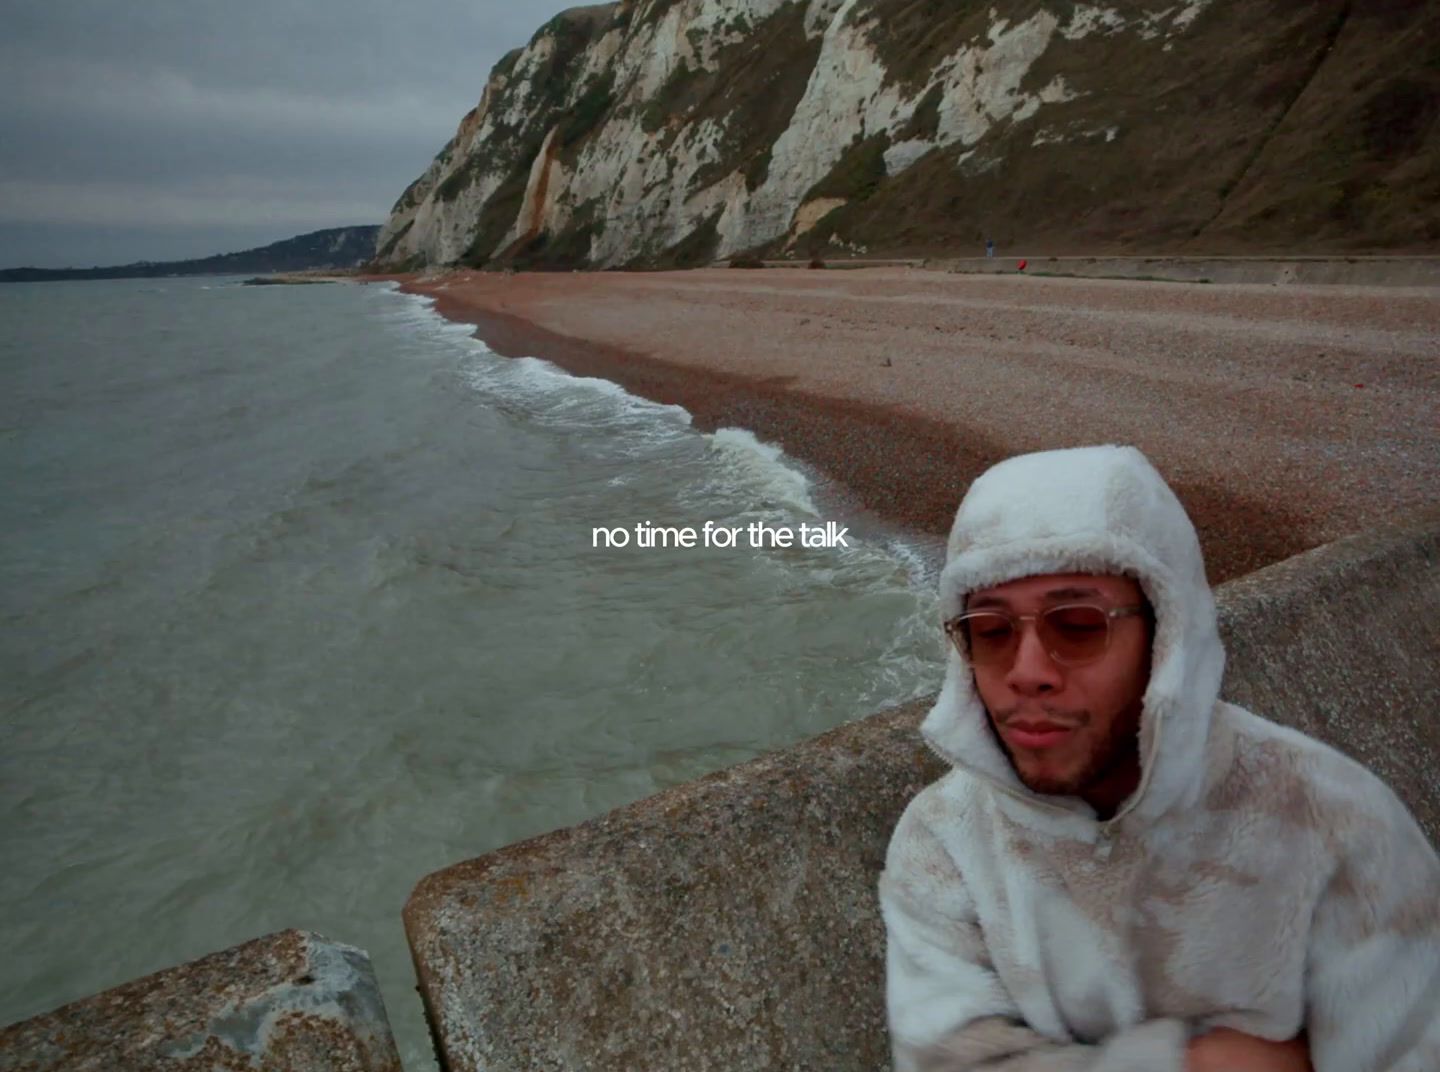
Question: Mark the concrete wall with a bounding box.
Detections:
[404,508,1440,1072]
[0,930,401,1072]
[936,256,1440,287]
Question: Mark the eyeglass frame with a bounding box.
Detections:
[943,603,1147,667]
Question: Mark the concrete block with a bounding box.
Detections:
[0,930,402,1072]
[405,705,943,1071]
[1218,505,1440,842]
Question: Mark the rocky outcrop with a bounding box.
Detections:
[374,0,1440,270]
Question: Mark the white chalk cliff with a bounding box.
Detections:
[375,0,1436,266]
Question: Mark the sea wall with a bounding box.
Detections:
[403,507,1440,1071]
[936,255,1440,287]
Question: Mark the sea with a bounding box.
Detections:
[0,275,943,1068]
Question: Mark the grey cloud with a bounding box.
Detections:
[0,0,581,267]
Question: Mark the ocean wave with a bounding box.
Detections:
[704,427,818,517]
[375,282,937,633]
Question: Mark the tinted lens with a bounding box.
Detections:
[961,612,1016,665]
[1040,605,1110,663]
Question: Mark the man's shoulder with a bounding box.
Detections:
[1213,702,1417,838]
[898,766,990,827]
[884,768,990,864]
[881,769,990,916]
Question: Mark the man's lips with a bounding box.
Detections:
[1001,720,1079,750]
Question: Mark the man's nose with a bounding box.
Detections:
[1005,622,1064,694]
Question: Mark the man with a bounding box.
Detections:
[880,445,1440,1071]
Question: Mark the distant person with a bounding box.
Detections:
[985,238,995,259]
[881,445,1439,1071]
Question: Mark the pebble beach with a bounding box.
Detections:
[377,266,1440,583]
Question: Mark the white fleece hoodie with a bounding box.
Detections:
[880,445,1440,1072]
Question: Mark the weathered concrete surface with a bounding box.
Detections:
[1217,505,1440,844]
[937,255,1440,287]
[406,705,941,1072]
[0,930,402,1072]
[406,510,1439,1071]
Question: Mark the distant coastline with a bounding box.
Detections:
[0,225,378,284]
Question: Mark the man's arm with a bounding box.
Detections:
[1303,782,1440,1072]
[880,804,1190,1072]
[1185,1027,1310,1072]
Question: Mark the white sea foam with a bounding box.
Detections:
[706,427,820,517]
[879,534,943,589]
[378,289,931,588]
[372,291,931,599]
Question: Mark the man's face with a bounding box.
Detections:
[966,572,1151,799]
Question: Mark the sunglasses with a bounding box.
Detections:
[943,603,1146,667]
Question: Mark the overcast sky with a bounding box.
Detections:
[0,1,579,268]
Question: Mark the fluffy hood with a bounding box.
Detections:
[921,444,1226,827]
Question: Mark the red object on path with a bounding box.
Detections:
[1017,259,1028,271]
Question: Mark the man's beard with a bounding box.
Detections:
[988,704,1140,797]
